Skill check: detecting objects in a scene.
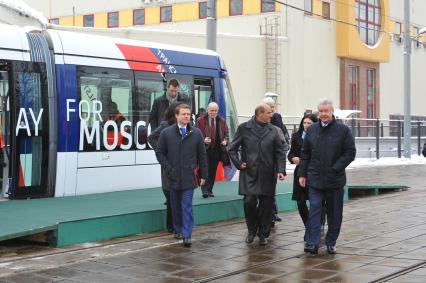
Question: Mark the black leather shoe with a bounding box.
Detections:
[202,194,208,198]
[209,194,215,197]
[259,237,268,246]
[245,233,255,244]
[327,245,337,254]
[174,233,183,240]
[303,242,310,252]
[305,245,318,254]
[183,238,192,247]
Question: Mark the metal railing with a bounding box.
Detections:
[237,115,426,159]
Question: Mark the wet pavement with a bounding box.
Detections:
[0,165,425,282]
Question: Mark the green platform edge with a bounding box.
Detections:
[0,182,350,247]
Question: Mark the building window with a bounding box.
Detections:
[160,6,172,22]
[367,68,376,119]
[348,66,359,110]
[355,0,381,46]
[199,2,207,19]
[305,0,313,15]
[133,9,145,25]
[322,1,330,20]
[230,0,243,16]
[413,26,421,47]
[108,12,119,28]
[261,0,275,13]
[83,14,94,27]
[49,18,59,25]
[395,22,401,34]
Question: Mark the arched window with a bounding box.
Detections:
[355,0,381,46]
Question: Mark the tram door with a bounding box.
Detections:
[7,61,49,199]
[0,63,10,198]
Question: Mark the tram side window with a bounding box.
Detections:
[194,78,214,119]
[16,72,44,187]
[78,67,133,151]
[222,78,238,139]
[134,73,164,146]
[134,72,194,134]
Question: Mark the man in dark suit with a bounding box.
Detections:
[156,104,207,247]
[195,102,229,198]
[228,103,287,246]
[149,79,190,130]
[299,99,356,255]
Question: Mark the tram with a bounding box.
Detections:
[0,24,238,199]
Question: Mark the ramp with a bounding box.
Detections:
[0,181,310,247]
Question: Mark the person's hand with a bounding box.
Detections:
[204,137,211,144]
[292,157,300,165]
[277,173,285,181]
[240,162,247,170]
[221,140,227,146]
[200,179,206,186]
[299,177,306,188]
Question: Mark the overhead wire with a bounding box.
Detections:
[269,0,426,38]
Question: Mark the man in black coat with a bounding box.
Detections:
[149,79,190,130]
[228,103,287,246]
[156,104,208,247]
[299,99,356,255]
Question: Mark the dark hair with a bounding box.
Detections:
[175,103,191,115]
[298,113,318,133]
[167,78,180,88]
[164,101,184,123]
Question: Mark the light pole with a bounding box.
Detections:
[403,0,410,159]
[206,0,217,51]
[403,0,426,159]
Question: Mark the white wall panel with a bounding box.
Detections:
[75,164,162,195]
[78,151,135,168]
[135,150,158,165]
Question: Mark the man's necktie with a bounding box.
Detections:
[180,127,186,138]
[210,118,216,146]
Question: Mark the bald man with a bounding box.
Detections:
[228,103,287,246]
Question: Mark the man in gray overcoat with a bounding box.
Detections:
[228,103,287,246]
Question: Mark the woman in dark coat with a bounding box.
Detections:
[288,114,318,239]
[148,101,183,233]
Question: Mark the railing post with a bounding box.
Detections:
[417,121,421,155]
[380,122,384,137]
[375,118,380,159]
[351,118,355,136]
[397,121,402,158]
[357,122,361,137]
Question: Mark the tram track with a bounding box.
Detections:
[0,190,422,282]
[370,261,426,283]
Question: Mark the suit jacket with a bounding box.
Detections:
[195,114,230,165]
[156,123,208,190]
[149,93,190,130]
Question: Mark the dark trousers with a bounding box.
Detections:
[243,195,274,238]
[297,200,309,226]
[170,188,194,239]
[163,190,173,231]
[307,187,344,247]
[201,148,221,195]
